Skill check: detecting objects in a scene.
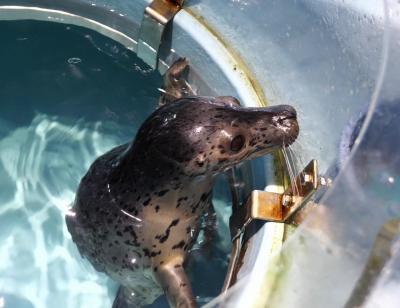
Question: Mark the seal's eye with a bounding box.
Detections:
[230,135,245,152]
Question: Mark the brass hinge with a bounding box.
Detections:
[138,0,185,69]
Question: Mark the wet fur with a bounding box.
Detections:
[66,59,299,307]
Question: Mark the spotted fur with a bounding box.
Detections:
[66,59,299,308]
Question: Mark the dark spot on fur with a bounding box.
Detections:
[174,264,182,268]
[155,205,160,212]
[143,248,151,257]
[200,192,209,201]
[157,189,169,197]
[155,219,180,243]
[249,138,258,146]
[172,240,186,249]
[143,198,151,206]
[170,219,179,227]
[150,250,161,257]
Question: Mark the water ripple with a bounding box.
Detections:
[0,114,120,308]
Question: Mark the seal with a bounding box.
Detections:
[66,58,299,308]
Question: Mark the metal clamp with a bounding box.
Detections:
[222,159,330,291]
[231,159,331,240]
[138,0,184,69]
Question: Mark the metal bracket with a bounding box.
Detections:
[137,0,184,69]
[232,159,331,240]
[223,158,331,291]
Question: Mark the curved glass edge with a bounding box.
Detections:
[0,5,138,50]
[0,0,145,39]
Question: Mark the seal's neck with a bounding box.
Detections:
[115,143,213,191]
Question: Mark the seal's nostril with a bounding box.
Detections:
[282,114,295,121]
[279,105,297,119]
[285,110,297,120]
[269,105,297,120]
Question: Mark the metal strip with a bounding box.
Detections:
[137,0,184,68]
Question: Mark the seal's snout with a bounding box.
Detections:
[272,105,297,122]
[265,104,299,146]
[282,105,297,119]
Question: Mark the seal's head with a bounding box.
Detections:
[133,97,299,176]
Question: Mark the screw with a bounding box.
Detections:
[282,194,293,207]
[319,177,332,187]
[302,173,313,183]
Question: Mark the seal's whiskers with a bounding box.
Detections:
[282,146,299,196]
[290,145,307,187]
[287,145,302,195]
[287,145,300,175]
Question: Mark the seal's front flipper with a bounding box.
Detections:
[112,287,133,308]
[160,58,196,106]
[156,263,197,308]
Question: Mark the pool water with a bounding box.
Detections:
[0,20,231,308]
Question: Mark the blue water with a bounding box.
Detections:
[0,21,231,308]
